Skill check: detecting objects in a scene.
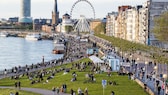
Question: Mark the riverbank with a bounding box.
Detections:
[0,34,91,78]
[0,33,151,95]
[0,30,54,40]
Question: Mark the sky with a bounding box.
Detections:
[0,0,147,19]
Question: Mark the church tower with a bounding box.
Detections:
[52,0,59,26]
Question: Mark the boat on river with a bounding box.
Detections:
[0,32,9,37]
[52,44,65,54]
[25,33,41,41]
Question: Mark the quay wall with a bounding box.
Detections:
[135,78,154,95]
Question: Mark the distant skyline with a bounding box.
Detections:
[0,0,147,19]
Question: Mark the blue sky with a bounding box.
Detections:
[0,0,147,19]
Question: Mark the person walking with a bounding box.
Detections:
[56,87,60,95]
[77,87,82,95]
[14,82,17,88]
[52,86,56,95]
[18,81,21,89]
[158,85,161,95]
[62,83,67,93]
[84,88,88,95]
[71,88,74,95]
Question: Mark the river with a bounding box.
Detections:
[0,37,63,71]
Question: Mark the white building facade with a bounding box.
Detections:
[106,12,118,36]
[125,8,137,42]
[61,13,73,33]
[105,0,168,46]
[139,2,149,45]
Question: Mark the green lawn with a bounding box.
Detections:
[0,58,148,95]
[0,88,41,95]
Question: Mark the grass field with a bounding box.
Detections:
[0,88,41,95]
[0,58,149,95]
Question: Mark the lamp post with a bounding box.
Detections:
[163,74,167,95]
[154,66,158,93]
[42,56,44,64]
[145,61,148,83]
[130,55,133,72]
[136,58,140,77]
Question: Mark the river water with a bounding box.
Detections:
[0,37,63,71]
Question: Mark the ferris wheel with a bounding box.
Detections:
[70,0,96,34]
[70,0,96,19]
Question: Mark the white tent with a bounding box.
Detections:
[89,55,104,64]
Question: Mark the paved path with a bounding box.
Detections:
[0,86,70,95]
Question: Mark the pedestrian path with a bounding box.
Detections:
[137,77,164,95]
[0,86,70,95]
[124,62,164,95]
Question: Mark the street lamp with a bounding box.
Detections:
[42,56,44,64]
[136,58,140,77]
[130,55,133,72]
[163,74,167,95]
[136,58,140,67]
[154,66,158,93]
[145,61,148,83]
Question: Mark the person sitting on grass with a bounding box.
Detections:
[71,77,77,82]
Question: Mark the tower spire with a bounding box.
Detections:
[54,0,58,13]
[52,0,59,27]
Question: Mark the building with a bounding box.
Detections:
[90,19,102,32]
[33,19,52,31]
[61,13,73,33]
[139,2,149,45]
[125,6,142,42]
[148,0,168,47]
[42,25,52,33]
[116,6,131,39]
[106,12,118,36]
[52,0,59,26]
[104,0,168,47]
[8,17,19,24]
[19,0,32,23]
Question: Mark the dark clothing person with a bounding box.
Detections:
[144,84,147,91]
[15,92,19,95]
[71,89,74,95]
[52,87,56,95]
[111,91,115,95]
[18,81,21,89]
[62,84,67,93]
[15,82,17,88]
[158,86,161,95]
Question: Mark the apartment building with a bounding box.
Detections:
[90,19,102,33]
[125,7,137,42]
[106,0,168,46]
[106,12,118,36]
[139,2,149,45]
[117,6,131,39]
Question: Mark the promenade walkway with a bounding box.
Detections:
[0,86,70,95]
[90,35,167,95]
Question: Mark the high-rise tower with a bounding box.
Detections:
[52,0,59,26]
[19,0,32,23]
